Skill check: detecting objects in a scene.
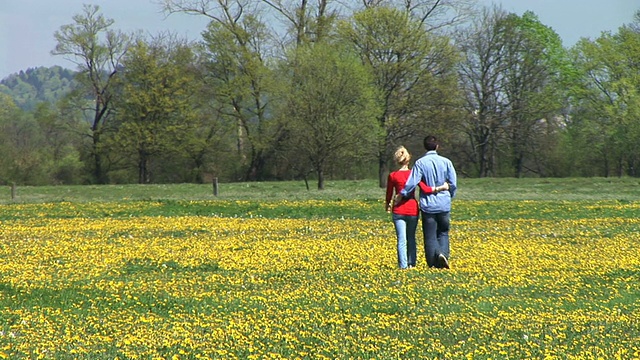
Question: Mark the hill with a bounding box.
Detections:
[0,66,77,110]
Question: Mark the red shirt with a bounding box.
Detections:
[386,170,434,216]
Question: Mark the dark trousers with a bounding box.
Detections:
[421,212,450,267]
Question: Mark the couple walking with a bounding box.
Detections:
[385,135,457,270]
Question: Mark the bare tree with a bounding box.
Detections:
[358,0,475,31]
[456,6,509,177]
[260,0,341,45]
[457,7,565,177]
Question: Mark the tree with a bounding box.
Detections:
[259,0,341,45]
[163,0,282,181]
[113,36,198,184]
[281,43,381,189]
[456,6,510,177]
[0,94,20,184]
[570,15,640,177]
[338,6,459,187]
[0,94,54,185]
[457,9,567,178]
[359,0,475,31]
[501,11,566,177]
[32,102,85,184]
[52,4,131,184]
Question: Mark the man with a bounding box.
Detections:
[395,135,457,269]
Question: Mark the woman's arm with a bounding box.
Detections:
[385,173,394,212]
[418,181,449,194]
[418,181,435,194]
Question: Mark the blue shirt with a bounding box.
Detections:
[400,150,457,213]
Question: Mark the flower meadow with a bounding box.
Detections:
[0,200,639,359]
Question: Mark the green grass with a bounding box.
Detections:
[4,176,640,204]
[2,198,640,223]
[2,177,640,222]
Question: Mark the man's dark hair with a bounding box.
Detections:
[424,135,438,151]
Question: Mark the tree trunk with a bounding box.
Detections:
[378,153,387,188]
[138,157,147,184]
[513,153,524,178]
[245,150,264,181]
[317,168,324,190]
[477,134,491,178]
[92,132,107,184]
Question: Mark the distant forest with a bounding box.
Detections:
[0,66,77,111]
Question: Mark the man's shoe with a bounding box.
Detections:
[438,254,450,269]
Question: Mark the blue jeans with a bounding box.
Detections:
[392,214,418,269]
[421,212,450,268]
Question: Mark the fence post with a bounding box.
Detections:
[213,177,219,196]
[11,183,16,200]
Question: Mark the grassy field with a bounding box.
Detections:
[4,176,640,204]
[0,178,639,358]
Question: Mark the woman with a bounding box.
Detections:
[385,146,447,269]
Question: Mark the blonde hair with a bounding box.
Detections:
[394,146,411,166]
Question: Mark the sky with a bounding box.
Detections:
[1,0,638,80]
[0,0,210,79]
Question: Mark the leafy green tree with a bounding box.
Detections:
[0,95,54,185]
[181,117,236,183]
[338,6,460,186]
[112,37,198,184]
[281,43,381,189]
[570,16,640,176]
[0,94,20,184]
[197,6,281,181]
[160,1,466,185]
[52,4,132,184]
[0,93,17,121]
[161,1,282,181]
[32,102,85,184]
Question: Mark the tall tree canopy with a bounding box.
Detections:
[570,16,640,176]
[457,9,566,177]
[112,36,198,184]
[338,6,459,186]
[280,43,381,189]
[52,4,132,184]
